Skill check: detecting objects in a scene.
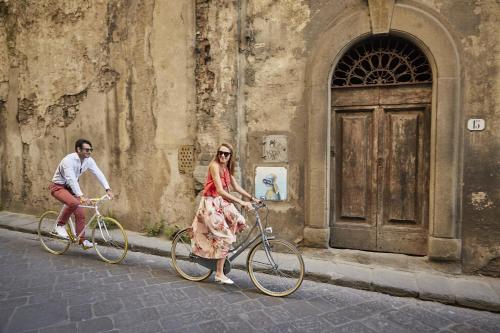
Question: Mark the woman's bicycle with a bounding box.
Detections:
[38,194,128,264]
[171,202,305,297]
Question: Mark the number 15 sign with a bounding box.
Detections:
[467,119,485,131]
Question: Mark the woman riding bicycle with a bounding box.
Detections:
[191,143,260,285]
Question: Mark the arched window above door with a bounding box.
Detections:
[332,36,432,88]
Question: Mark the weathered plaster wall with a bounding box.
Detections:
[432,0,500,275]
[193,0,239,185]
[0,1,8,209]
[0,0,197,230]
[241,0,312,242]
[152,0,197,228]
[410,0,500,274]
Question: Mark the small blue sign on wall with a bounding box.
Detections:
[255,166,287,201]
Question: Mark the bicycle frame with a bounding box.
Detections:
[56,195,111,243]
[190,203,278,273]
[228,205,274,260]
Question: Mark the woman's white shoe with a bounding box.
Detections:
[214,275,234,285]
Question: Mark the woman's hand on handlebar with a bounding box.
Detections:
[250,196,262,204]
[240,201,253,210]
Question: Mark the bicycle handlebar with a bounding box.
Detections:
[251,201,267,210]
[90,194,110,201]
[87,194,111,206]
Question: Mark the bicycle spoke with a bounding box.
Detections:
[275,269,294,279]
[252,260,274,267]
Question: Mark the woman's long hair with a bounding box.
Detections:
[212,143,235,175]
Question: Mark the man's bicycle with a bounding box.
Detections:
[171,202,305,297]
[38,195,128,264]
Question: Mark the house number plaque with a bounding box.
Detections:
[467,119,485,131]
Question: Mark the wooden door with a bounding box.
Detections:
[330,86,431,255]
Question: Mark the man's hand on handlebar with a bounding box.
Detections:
[79,196,90,205]
[106,189,114,200]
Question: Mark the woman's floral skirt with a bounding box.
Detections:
[191,196,247,259]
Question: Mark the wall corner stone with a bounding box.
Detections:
[303,227,329,248]
[428,237,462,261]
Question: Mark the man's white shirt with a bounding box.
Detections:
[52,152,110,197]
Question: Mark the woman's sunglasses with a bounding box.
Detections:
[217,151,231,157]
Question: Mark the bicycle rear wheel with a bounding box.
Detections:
[38,211,71,255]
[247,239,304,297]
[171,228,212,281]
[91,217,128,264]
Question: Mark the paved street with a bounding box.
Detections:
[1,228,499,333]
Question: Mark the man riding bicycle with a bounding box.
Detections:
[49,139,113,249]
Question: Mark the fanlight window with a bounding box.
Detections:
[332,36,432,88]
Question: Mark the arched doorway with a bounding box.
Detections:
[330,36,433,255]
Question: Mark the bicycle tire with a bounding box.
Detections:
[38,210,71,255]
[171,228,212,281]
[91,216,128,264]
[247,238,304,297]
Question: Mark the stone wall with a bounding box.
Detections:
[193,0,239,187]
[1,0,499,275]
[0,0,197,230]
[238,0,499,273]
[440,0,500,275]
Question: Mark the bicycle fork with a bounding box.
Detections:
[96,217,112,242]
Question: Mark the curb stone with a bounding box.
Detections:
[416,272,456,304]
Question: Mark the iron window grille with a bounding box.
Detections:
[332,36,432,88]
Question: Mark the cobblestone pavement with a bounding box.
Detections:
[1,228,499,333]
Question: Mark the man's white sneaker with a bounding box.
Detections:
[81,240,94,249]
[54,225,69,239]
[214,275,234,285]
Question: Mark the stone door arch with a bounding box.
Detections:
[330,35,432,255]
[304,3,463,260]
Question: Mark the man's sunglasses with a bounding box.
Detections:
[217,151,231,157]
[81,147,93,152]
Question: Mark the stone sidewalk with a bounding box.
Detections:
[1,210,499,313]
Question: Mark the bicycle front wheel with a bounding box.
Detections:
[38,211,71,255]
[247,239,304,297]
[171,228,212,281]
[91,217,128,264]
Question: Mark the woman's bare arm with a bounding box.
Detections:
[231,176,252,200]
[210,162,245,205]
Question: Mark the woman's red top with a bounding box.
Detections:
[203,166,231,197]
